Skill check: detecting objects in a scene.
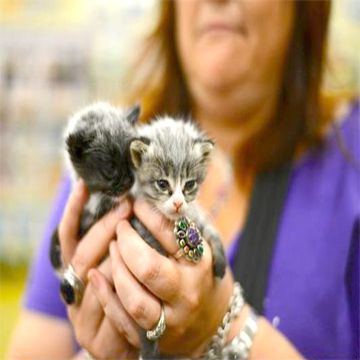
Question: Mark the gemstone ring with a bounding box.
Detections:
[173,217,204,262]
[60,264,85,306]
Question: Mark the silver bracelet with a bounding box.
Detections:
[222,308,259,360]
[205,282,245,360]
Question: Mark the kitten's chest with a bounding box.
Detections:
[85,192,119,218]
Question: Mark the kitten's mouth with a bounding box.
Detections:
[168,210,184,220]
[166,211,182,221]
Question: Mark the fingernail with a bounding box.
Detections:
[117,199,129,216]
[75,179,85,192]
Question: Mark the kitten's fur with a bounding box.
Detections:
[130,117,226,359]
[49,102,139,273]
[49,104,226,359]
[130,117,226,276]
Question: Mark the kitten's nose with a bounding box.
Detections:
[173,201,183,212]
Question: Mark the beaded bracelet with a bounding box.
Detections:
[222,308,259,360]
[205,282,245,360]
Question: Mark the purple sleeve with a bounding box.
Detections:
[23,175,71,319]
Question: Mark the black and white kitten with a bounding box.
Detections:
[49,102,139,273]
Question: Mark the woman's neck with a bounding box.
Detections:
[192,85,279,159]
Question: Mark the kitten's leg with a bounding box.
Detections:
[201,223,226,279]
[49,228,63,276]
[130,216,168,256]
[139,329,160,360]
[78,209,95,238]
[48,208,96,275]
[188,207,226,279]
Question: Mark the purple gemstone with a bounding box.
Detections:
[187,227,201,247]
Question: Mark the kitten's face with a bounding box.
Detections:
[130,119,213,220]
[149,176,200,219]
[65,103,139,197]
[67,133,134,196]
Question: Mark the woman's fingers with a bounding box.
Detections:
[115,220,180,303]
[91,317,139,360]
[68,284,103,341]
[58,180,89,263]
[69,256,113,336]
[70,199,131,280]
[88,268,140,348]
[132,199,214,282]
[109,240,167,332]
[68,258,139,359]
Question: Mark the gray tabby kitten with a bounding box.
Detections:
[130,117,226,277]
[130,117,226,359]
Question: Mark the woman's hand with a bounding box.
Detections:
[91,198,234,357]
[58,180,138,359]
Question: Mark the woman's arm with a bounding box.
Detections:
[225,305,303,359]
[6,177,75,359]
[6,310,74,360]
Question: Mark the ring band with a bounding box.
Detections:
[173,249,184,260]
[146,305,166,341]
[60,264,85,306]
[174,217,204,262]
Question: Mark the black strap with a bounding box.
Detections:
[232,164,292,314]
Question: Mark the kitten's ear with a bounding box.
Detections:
[129,137,150,168]
[66,130,95,160]
[126,104,141,125]
[194,139,214,162]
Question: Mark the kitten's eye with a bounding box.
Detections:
[184,180,196,192]
[156,179,169,191]
[101,166,115,180]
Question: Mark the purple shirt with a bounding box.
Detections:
[25,102,360,359]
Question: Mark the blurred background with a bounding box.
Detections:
[0,0,359,357]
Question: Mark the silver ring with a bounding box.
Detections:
[146,305,166,341]
[60,264,85,306]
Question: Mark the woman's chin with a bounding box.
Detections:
[191,55,249,92]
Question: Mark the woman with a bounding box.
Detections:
[7,1,359,359]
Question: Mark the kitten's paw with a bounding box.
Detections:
[213,251,226,279]
[207,233,227,279]
[139,329,160,360]
[49,227,63,273]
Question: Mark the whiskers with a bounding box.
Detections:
[147,201,176,228]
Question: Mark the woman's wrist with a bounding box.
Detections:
[195,282,250,359]
[222,306,259,359]
[226,303,252,344]
[225,306,304,360]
